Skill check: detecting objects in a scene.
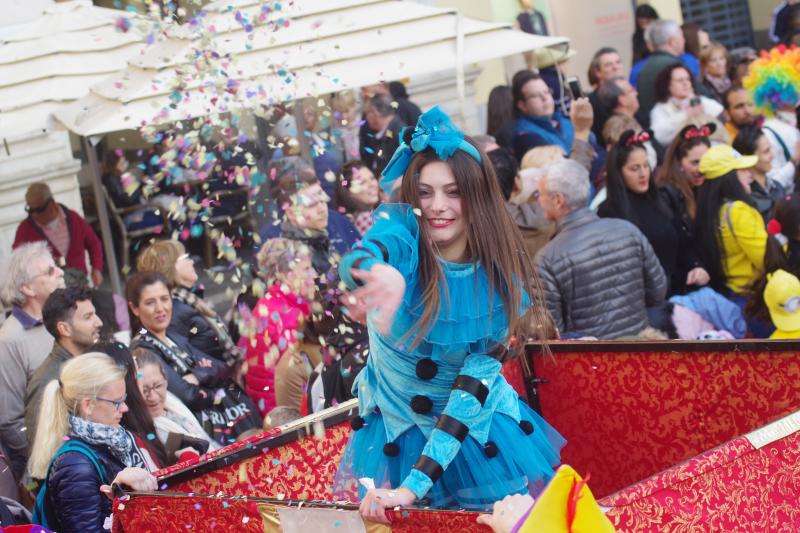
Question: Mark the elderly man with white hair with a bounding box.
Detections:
[534,160,667,339]
[634,19,687,128]
[0,241,64,483]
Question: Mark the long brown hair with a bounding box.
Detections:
[398,138,552,354]
[656,130,711,220]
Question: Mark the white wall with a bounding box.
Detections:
[546,0,635,87]
[0,131,83,267]
[0,0,53,34]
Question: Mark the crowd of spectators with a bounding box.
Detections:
[2,6,800,531]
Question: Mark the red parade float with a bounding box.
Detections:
[111,340,800,532]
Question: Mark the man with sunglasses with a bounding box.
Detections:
[25,286,103,452]
[13,182,104,288]
[0,242,65,487]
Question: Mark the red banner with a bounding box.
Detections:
[528,341,800,497]
[602,412,800,531]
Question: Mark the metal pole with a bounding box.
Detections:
[82,136,123,296]
[455,11,466,128]
[292,101,313,165]
[254,115,271,173]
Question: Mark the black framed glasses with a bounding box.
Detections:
[25,198,53,214]
[95,393,127,411]
[141,381,167,398]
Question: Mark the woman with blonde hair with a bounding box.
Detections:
[699,42,731,103]
[29,352,157,531]
[520,145,564,170]
[137,240,240,369]
[331,90,361,162]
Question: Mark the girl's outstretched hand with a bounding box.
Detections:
[342,264,406,334]
[476,493,535,533]
[359,487,416,524]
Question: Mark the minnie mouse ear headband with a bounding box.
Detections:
[617,129,651,147]
[679,122,717,141]
[379,106,482,194]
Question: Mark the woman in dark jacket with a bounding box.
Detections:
[655,123,714,235]
[28,353,157,532]
[598,129,709,295]
[127,272,261,445]
[137,240,241,369]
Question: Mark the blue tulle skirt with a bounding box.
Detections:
[333,400,565,511]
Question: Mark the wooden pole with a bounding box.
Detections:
[82,136,123,295]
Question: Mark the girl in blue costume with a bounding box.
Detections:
[333,106,565,523]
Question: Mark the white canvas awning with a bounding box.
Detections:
[0,0,144,136]
[54,0,570,137]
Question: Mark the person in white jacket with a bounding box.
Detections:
[133,348,221,459]
[761,113,799,192]
[651,64,724,147]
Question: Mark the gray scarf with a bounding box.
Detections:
[68,415,139,467]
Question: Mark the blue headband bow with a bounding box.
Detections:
[379,106,482,193]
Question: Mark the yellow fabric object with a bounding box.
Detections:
[764,269,800,332]
[518,465,616,533]
[719,201,767,294]
[699,144,758,179]
[769,328,800,339]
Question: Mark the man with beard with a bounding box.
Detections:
[24,286,103,446]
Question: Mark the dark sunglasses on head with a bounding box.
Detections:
[25,198,53,214]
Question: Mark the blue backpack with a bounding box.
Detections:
[32,439,109,528]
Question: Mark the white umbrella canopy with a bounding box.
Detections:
[54,0,570,137]
[0,0,145,135]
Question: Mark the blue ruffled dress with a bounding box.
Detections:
[333,204,565,510]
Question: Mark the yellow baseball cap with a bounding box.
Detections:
[764,269,800,332]
[698,144,758,180]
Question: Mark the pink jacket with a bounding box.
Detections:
[239,284,310,416]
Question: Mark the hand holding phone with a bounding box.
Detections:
[566,76,584,100]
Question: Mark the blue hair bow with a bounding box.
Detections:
[380,106,482,193]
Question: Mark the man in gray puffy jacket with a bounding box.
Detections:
[534,160,667,339]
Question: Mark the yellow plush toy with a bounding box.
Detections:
[518,465,616,533]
